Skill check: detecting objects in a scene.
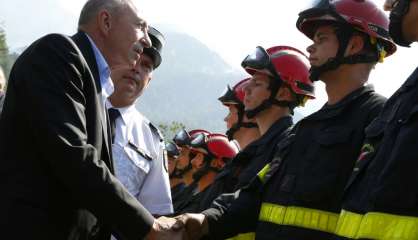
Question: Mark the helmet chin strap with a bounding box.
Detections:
[170,163,192,179]
[226,106,258,140]
[309,25,379,81]
[389,0,412,47]
[192,156,222,181]
[245,82,298,118]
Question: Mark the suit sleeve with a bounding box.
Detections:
[26,34,154,239]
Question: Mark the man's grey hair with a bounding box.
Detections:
[78,0,134,27]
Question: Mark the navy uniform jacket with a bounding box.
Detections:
[203,86,385,240]
[200,116,293,211]
[336,68,418,239]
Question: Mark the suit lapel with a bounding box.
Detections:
[71,32,113,171]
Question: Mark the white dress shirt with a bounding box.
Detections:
[84,33,114,107]
[107,101,173,215]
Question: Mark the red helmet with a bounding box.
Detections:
[243,46,315,99]
[190,133,239,161]
[189,129,210,138]
[218,78,250,106]
[218,78,258,140]
[241,45,315,117]
[297,0,396,58]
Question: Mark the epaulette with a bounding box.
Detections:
[149,122,164,141]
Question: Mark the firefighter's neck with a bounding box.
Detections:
[322,64,370,105]
[198,171,217,192]
[184,170,195,186]
[256,105,290,136]
[234,127,260,149]
[170,178,184,188]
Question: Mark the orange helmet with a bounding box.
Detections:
[241,45,315,118]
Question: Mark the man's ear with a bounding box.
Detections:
[346,34,365,56]
[276,86,293,101]
[97,9,112,36]
[211,158,225,169]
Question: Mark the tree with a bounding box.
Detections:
[158,121,186,141]
[0,25,10,77]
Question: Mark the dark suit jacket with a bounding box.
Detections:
[0,32,154,240]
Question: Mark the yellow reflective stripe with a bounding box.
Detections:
[225,232,255,240]
[257,164,270,183]
[336,210,418,240]
[259,203,339,234]
[335,210,363,238]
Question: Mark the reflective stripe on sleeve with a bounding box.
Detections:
[259,202,339,234]
[335,209,418,240]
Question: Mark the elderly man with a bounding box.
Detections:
[0,0,180,239]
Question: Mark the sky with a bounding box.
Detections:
[0,0,416,115]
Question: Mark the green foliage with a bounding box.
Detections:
[0,25,17,80]
[158,121,186,141]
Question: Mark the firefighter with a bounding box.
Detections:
[174,0,397,239]
[166,141,186,204]
[219,78,260,148]
[201,45,315,211]
[171,129,211,213]
[334,0,418,239]
[175,133,238,214]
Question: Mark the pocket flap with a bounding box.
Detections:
[123,146,151,173]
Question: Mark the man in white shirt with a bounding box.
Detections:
[108,26,173,216]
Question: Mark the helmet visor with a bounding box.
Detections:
[173,129,191,147]
[297,0,347,38]
[241,46,271,70]
[218,85,239,105]
[190,133,209,155]
[166,142,180,158]
[241,46,281,80]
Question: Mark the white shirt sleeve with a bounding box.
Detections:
[137,132,173,215]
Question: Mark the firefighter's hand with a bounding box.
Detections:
[146,216,184,240]
[172,213,208,240]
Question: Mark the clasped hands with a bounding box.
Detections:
[146,213,208,240]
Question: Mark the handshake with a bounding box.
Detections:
[146,213,208,240]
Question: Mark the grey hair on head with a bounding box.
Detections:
[78,0,133,27]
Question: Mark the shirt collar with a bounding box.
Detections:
[85,33,114,98]
[105,100,138,126]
